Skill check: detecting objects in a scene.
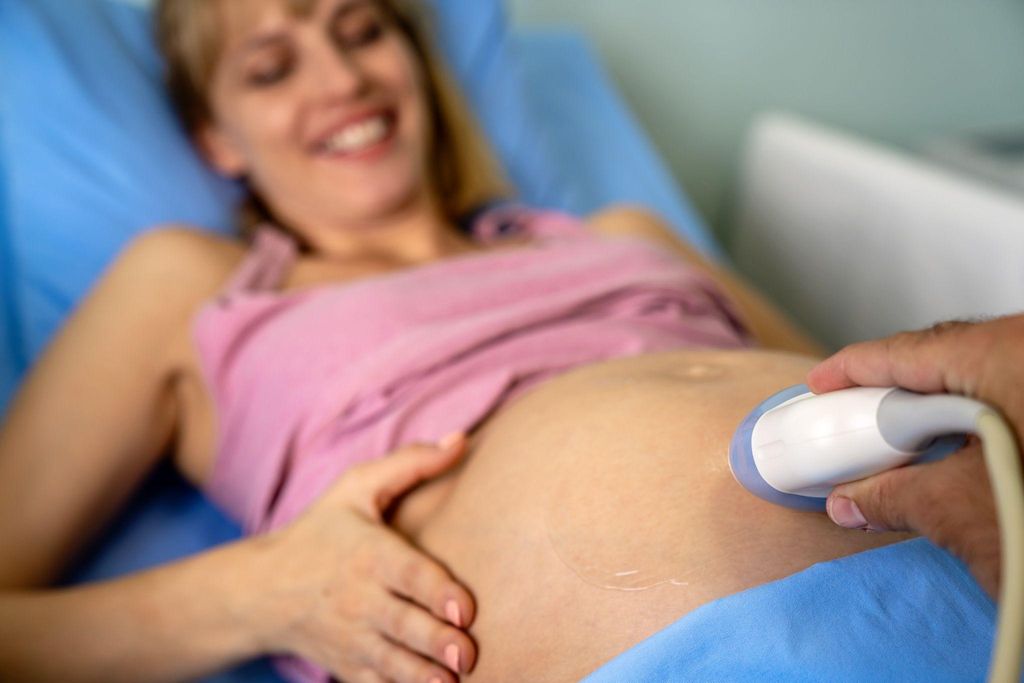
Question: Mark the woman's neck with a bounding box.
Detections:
[295,193,476,265]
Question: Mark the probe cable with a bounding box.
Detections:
[978,409,1024,683]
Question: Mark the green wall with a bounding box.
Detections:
[509,0,1024,240]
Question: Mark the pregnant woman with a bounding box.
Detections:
[0,1,912,681]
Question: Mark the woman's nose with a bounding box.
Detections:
[305,42,370,99]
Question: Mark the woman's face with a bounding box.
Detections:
[202,0,434,237]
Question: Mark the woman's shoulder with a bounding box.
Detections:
[585,205,684,245]
[117,225,246,298]
[103,225,255,377]
[585,204,712,265]
[124,224,245,270]
[113,225,247,338]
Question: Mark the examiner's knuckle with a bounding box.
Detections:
[908,468,954,534]
[889,329,927,359]
[925,319,970,338]
[863,470,895,510]
[861,468,912,530]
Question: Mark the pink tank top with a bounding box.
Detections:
[191,206,753,536]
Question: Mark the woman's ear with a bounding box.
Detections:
[195,123,247,178]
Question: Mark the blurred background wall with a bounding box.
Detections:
[508,0,1024,241]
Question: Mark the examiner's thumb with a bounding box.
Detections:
[826,464,925,534]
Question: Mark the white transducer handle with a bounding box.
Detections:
[750,387,984,498]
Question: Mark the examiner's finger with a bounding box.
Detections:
[825,440,1000,596]
[807,321,980,395]
[827,438,987,534]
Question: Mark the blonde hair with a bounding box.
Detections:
[155,0,511,238]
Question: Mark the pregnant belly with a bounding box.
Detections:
[391,348,914,682]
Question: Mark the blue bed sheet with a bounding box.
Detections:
[584,538,1006,683]
[511,30,725,263]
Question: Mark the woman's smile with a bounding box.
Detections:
[310,107,399,160]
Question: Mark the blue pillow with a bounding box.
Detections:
[0,0,550,380]
[511,31,724,262]
[0,0,240,370]
[0,121,24,417]
[430,0,565,210]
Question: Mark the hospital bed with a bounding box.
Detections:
[0,1,1012,681]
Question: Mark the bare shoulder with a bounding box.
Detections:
[585,204,704,264]
[113,225,247,310]
[106,225,247,361]
[119,225,245,286]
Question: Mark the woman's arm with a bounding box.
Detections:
[0,228,269,680]
[0,229,479,682]
[0,227,233,587]
[0,537,271,682]
[586,206,827,357]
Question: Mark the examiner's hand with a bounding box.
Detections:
[807,314,1024,599]
[254,433,476,683]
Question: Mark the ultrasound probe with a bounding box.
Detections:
[729,385,1023,683]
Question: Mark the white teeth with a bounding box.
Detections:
[322,115,390,154]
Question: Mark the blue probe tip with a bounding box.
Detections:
[728,384,828,512]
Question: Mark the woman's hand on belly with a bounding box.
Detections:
[250,437,477,683]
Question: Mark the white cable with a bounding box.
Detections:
[978,410,1024,683]
[873,395,1022,680]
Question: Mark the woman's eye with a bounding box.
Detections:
[247,60,292,87]
[338,20,384,48]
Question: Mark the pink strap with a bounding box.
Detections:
[222,225,298,295]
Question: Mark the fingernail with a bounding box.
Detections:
[444,643,461,672]
[445,599,463,627]
[438,431,464,452]
[829,496,868,528]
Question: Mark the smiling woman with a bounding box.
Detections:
[157,0,509,246]
[0,1,864,682]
